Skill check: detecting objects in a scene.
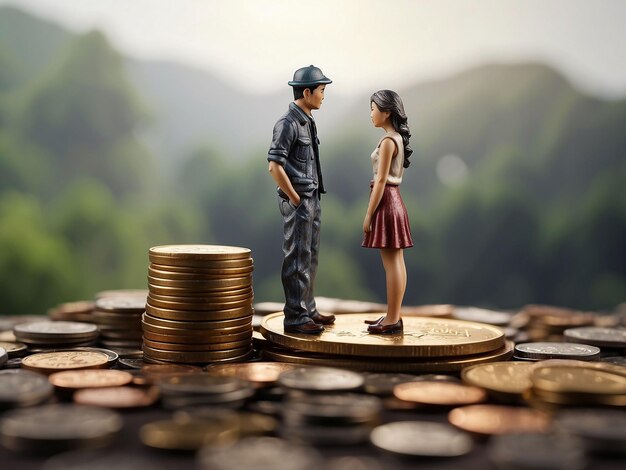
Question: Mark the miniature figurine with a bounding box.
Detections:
[267,65,335,334]
[362,90,413,335]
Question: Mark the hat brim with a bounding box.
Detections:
[288,78,333,87]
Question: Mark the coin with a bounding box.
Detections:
[261,340,514,373]
[514,342,601,361]
[461,361,534,397]
[21,351,109,375]
[564,327,626,348]
[48,369,133,389]
[0,370,54,408]
[48,301,95,322]
[142,321,251,337]
[0,347,6,366]
[531,364,626,395]
[448,404,551,435]
[0,404,123,452]
[143,345,252,362]
[149,265,254,279]
[118,358,144,369]
[142,329,252,344]
[148,275,253,290]
[361,373,419,395]
[74,386,159,408]
[370,421,473,457]
[14,321,99,341]
[145,303,253,321]
[95,289,148,299]
[278,366,364,392]
[146,296,253,311]
[95,296,146,312]
[150,244,251,258]
[394,381,486,406]
[205,362,298,387]
[141,364,202,380]
[260,312,505,358]
[453,306,513,326]
[488,433,586,470]
[158,374,255,408]
[143,338,251,352]
[147,289,253,302]
[142,313,252,330]
[197,437,324,470]
[151,257,253,271]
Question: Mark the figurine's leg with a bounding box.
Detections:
[280,196,314,327]
[379,248,407,325]
[306,196,321,316]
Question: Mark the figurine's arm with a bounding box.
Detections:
[364,138,396,232]
[268,161,301,206]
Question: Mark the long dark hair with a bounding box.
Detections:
[370,90,412,168]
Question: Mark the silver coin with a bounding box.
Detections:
[514,342,601,360]
[284,393,382,422]
[278,367,364,392]
[14,321,98,339]
[0,404,123,452]
[0,347,7,366]
[118,358,144,369]
[0,370,54,408]
[198,437,323,470]
[361,373,419,395]
[555,409,626,455]
[564,327,626,348]
[488,432,586,470]
[95,296,147,312]
[370,421,473,457]
[453,306,512,326]
[159,374,250,395]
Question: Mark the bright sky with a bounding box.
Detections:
[2,0,625,97]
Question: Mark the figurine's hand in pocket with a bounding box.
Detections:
[363,214,372,233]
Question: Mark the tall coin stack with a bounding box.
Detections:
[93,295,147,350]
[143,245,254,364]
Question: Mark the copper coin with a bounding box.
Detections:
[148,275,253,290]
[150,258,253,271]
[49,369,133,389]
[74,386,159,408]
[145,303,253,321]
[142,321,251,337]
[143,338,251,352]
[149,244,251,260]
[142,313,252,330]
[147,288,253,302]
[448,404,552,435]
[140,364,203,382]
[146,296,253,311]
[21,351,109,375]
[143,349,254,365]
[143,345,252,362]
[143,330,252,344]
[205,362,297,386]
[149,265,253,279]
[394,381,487,405]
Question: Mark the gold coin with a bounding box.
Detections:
[461,361,535,396]
[145,303,253,321]
[448,404,551,435]
[146,296,253,311]
[393,381,487,406]
[48,369,133,389]
[143,345,252,362]
[150,244,251,260]
[149,265,254,280]
[21,351,109,375]
[140,418,239,451]
[142,313,252,330]
[531,365,626,394]
[142,321,251,337]
[205,362,299,386]
[261,341,514,373]
[143,330,252,345]
[143,338,251,352]
[260,312,505,358]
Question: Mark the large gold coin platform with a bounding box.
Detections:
[142,245,254,364]
[260,312,511,372]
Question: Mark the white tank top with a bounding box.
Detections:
[371,132,404,185]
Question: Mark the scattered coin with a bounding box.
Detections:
[0,404,123,452]
[278,366,364,392]
[448,404,551,435]
[370,421,473,457]
[461,361,534,398]
[140,418,238,451]
[205,362,297,387]
[74,386,159,408]
[514,342,601,361]
[48,369,133,390]
[0,370,54,408]
[0,341,28,358]
[21,351,110,375]
[393,381,487,406]
[564,327,626,348]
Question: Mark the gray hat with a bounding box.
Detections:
[288,65,332,87]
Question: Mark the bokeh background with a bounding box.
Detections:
[0,0,624,315]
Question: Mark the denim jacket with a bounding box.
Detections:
[267,102,326,198]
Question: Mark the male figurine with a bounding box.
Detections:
[267,65,336,334]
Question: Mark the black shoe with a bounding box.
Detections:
[367,318,403,335]
[310,312,336,325]
[364,316,384,325]
[284,321,325,335]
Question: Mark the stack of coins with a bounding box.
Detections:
[143,245,254,364]
[260,313,512,373]
[93,295,146,349]
[48,301,95,322]
[13,321,99,349]
[157,374,255,409]
[518,305,596,341]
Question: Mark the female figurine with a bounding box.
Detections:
[362,90,413,334]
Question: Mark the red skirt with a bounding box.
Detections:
[362,184,413,249]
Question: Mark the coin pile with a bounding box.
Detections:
[93,295,146,349]
[13,321,99,349]
[260,313,512,373]
[143,245,254,364]
[48,300,95,322]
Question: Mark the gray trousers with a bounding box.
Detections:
[278,192,321,326]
